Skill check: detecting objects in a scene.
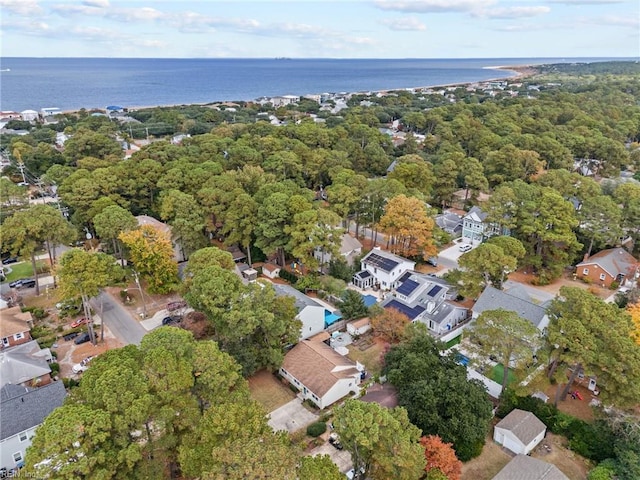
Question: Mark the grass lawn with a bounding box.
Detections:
[445,335,461,349]
[347,339,385,377]
[490,364,517,386]
[461,436,511,480]
[248,370,296,413]
[3,260,46,283]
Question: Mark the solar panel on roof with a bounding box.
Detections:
[427,285,442,297]
[366,252,399,272]
[385,299,425,320]
[356,270,371,279]
[398,271,412,283]
[397,279,419,296]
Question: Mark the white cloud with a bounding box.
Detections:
[82,0,110,7]
[374,0,495,13]
[0,0,43,16]
[477,6,551,19]
[548,0,624,4]
[381,17,427,31]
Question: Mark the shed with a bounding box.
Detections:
[492,455,568,480]
[347,317,371,336]
[494,409,546,455]
[261,263,281,279]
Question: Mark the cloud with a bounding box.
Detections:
[381,17,427,31]
[373,0,495,13]
[0,0,43,16]
[82,0,109,7]
[548,0,624,4]
[477,6,551,19]
[576,14,640,27]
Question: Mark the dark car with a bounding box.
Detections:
[2,257,18,265]
[74,332,91,345]
[162,316,180,326]
[328,433,343,450]
[9,278,28,288]
[19,279,36,289]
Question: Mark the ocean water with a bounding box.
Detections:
[0,57,625,112]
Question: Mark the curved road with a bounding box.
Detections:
[91,291,147,346]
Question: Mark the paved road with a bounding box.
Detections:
[91,291,147,345]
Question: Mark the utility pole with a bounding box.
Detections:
[17,162,27,184]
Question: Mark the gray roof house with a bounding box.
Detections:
[314,233,363,267]
[0,381,67,472]
[493,455,568,480]
[273,284,333,340]
[461,206,507,245]
[380,272,468,339]
[493,409,547,455]
[473,286,549,331]
[0,340,53,389]
[434,211,463,237]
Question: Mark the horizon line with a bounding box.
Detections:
[1,56,637,61]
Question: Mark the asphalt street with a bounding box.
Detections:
[91,290,147,346]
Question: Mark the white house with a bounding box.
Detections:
[261,263,281,279]
[0,381,67,473]
[135,215,186,263]
[352,247,415,291]
[314,233,363,267]
[493,455,568,480]
[347,317,371,337]
[279,339,362,409]
[20,110,39,122]
[493,409,547,455]
[273,284,327,340]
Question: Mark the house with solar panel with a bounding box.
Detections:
[380,272,468,338]
[352,247,415,291]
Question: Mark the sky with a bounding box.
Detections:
[1,0,638,59]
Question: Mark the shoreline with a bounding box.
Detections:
[62,65,537,115]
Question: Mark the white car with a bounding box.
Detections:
[459,244,473,253]
[72,356,94,374]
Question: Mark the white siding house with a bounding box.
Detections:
[279,339,362,409]
[273,284,326,340]
[493,409,547,455]
[352,247,415,290]
[314,233,363,267]
[0,382,67,473]
[347,317,371,336]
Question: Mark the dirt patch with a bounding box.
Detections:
[347,335,388,376]
[531,433,591,480]
[461,437,512,480]
[543,382,598,422]
[248,369,296,412]
[104,285,185,321]
[507,269,612,300]
[54,326,124,378]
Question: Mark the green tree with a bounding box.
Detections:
[333,399,425,480]
[339,289,369,320]
[93,204,138,267]
[57,249,120,344]
[456,242,521,297]
[578,195,623,257]
[119,224,179,294]
[385,324,492,461]
[286,207,342,272]
[184,246,235,276]
[547,287,640,407]
[160,189,207,257]
[298,455,344,480]
[466,308,543,394]
[220,192,258,265]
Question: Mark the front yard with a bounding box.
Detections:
[248,369,296,412]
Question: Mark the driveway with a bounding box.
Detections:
[268,397,318,433]
[308,442,353,474]
[90,291,147,345]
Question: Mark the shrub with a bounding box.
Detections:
[62,378,80,389]
[50,362,60,376]
[306,422,327,437]
[278,268,298,284]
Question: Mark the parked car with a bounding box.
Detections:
[459,244,473,253]
[72,356,94,374]
[162,316,180,326]
[167,301,187,312]
[71,317,89,328]
[2,257,18,265]
[19,279,36,289]
[8,278,28,288]
[74,332,91,345]
[426,256,438,267]
[329,432,343,450]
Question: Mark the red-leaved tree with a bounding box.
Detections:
[420,435,462,480]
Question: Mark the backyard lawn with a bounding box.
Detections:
[490,364,517,387]
[248,370,296,412]
[347,336,386,377]
[2,260,46,283]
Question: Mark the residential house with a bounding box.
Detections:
[20,110,39,122]
[0,340,54,389]
[0,381,67,473]
[473,285,550,332]
[380,272,468,339]
[352,247,415,291]
[1,306,33,349]
[226,245,246,263]
[461,206,505,245]
[492,455,568,480]
[575,248,638,288]
[279,339,362,409]
[273,284,338,340]
[493,409,547,455]
[347,317,371,337]
[434,210,464,238]
[135,215,186,263]
[261,263,281,279]
[314,233,363,267]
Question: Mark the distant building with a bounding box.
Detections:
[434,210,463,238]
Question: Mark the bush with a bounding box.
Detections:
[31,325,54,339]
[278,269,298,284]
[50,362,60,376]
[62,378,80,389]
[306,422,327,437]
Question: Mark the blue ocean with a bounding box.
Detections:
[0,57,626,112]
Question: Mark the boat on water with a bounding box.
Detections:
[0,69,10,72]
